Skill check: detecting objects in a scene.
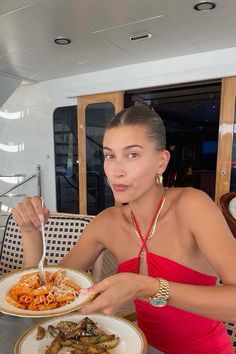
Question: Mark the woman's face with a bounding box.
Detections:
[103,125,169,204]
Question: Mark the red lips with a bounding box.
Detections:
[112,184,129,192]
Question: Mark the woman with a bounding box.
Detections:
[12,106,236,353]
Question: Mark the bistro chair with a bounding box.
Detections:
[219,192,236,238]
[0,212,117,282]
[225,322,236,350]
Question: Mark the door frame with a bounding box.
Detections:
[77,92,124,214]
[215,76,236,204]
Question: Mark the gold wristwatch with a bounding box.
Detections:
[149,278,170,307]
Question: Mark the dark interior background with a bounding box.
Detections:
[125,80,221,200]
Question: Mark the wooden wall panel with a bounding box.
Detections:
[215,77,236,204]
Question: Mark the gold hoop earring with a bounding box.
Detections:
[155,173,163,187]
[106,178,110,186]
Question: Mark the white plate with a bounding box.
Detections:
[0,266,94,317]
[14,313,147,354]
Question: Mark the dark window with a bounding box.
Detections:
[53,106,79,213]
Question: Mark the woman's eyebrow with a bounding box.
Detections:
[103,144,144,151]
[124,144,144,150]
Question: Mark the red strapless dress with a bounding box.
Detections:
[117,253,234,354]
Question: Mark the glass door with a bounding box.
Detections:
[77,92,124,214]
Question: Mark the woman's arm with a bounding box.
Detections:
[12,196,48,268]
[80,272,236,321]
[59,217,105,271]
[12,196,105,271]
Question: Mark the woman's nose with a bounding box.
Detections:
[113,159,126,177]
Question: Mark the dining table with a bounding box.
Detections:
[0,312,38,354]
[0,312,163,354]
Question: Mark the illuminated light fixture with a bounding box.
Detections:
[0,110,22,119]
[194,1,216,11]
[130,32,152,41]
[54,37,71,45]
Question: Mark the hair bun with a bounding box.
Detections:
[135,101,152,110]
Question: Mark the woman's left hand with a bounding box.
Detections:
[79,272,152,315]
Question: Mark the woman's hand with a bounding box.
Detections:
[79,272,155,315]
[12,196,49,232]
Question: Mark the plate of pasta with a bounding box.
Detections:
[14,313,147,353]
[0,266,94,317]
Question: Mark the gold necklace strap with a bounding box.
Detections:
[130,187,168,241]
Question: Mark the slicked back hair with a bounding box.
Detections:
[105,106,166,151]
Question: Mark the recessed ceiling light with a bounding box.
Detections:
[54,37,71,45]
[130,32,152,41]
[194,1,216,11]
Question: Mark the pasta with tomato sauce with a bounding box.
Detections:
[6,270,81,311]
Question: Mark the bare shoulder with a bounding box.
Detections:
[76,207,124,253]
[86,206,124,233]
[170,187,215,210]
[93,206,122,222]
[170,187,225,228]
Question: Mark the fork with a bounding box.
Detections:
[38,197,47,284]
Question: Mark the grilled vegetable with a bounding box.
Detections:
[43,317,119,354]
[95,337,120,350]
[48,325,60,338]
[36,325,46,340]
[56,321,80,334]
[71,341,106,353]
[80,335,116,345]
[45,338,62,354]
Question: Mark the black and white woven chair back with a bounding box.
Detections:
[0,213,93,276]
[224,322,236,351]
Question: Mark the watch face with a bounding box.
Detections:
[149,297,167,307]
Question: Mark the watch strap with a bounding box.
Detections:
[149,278,170,307]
